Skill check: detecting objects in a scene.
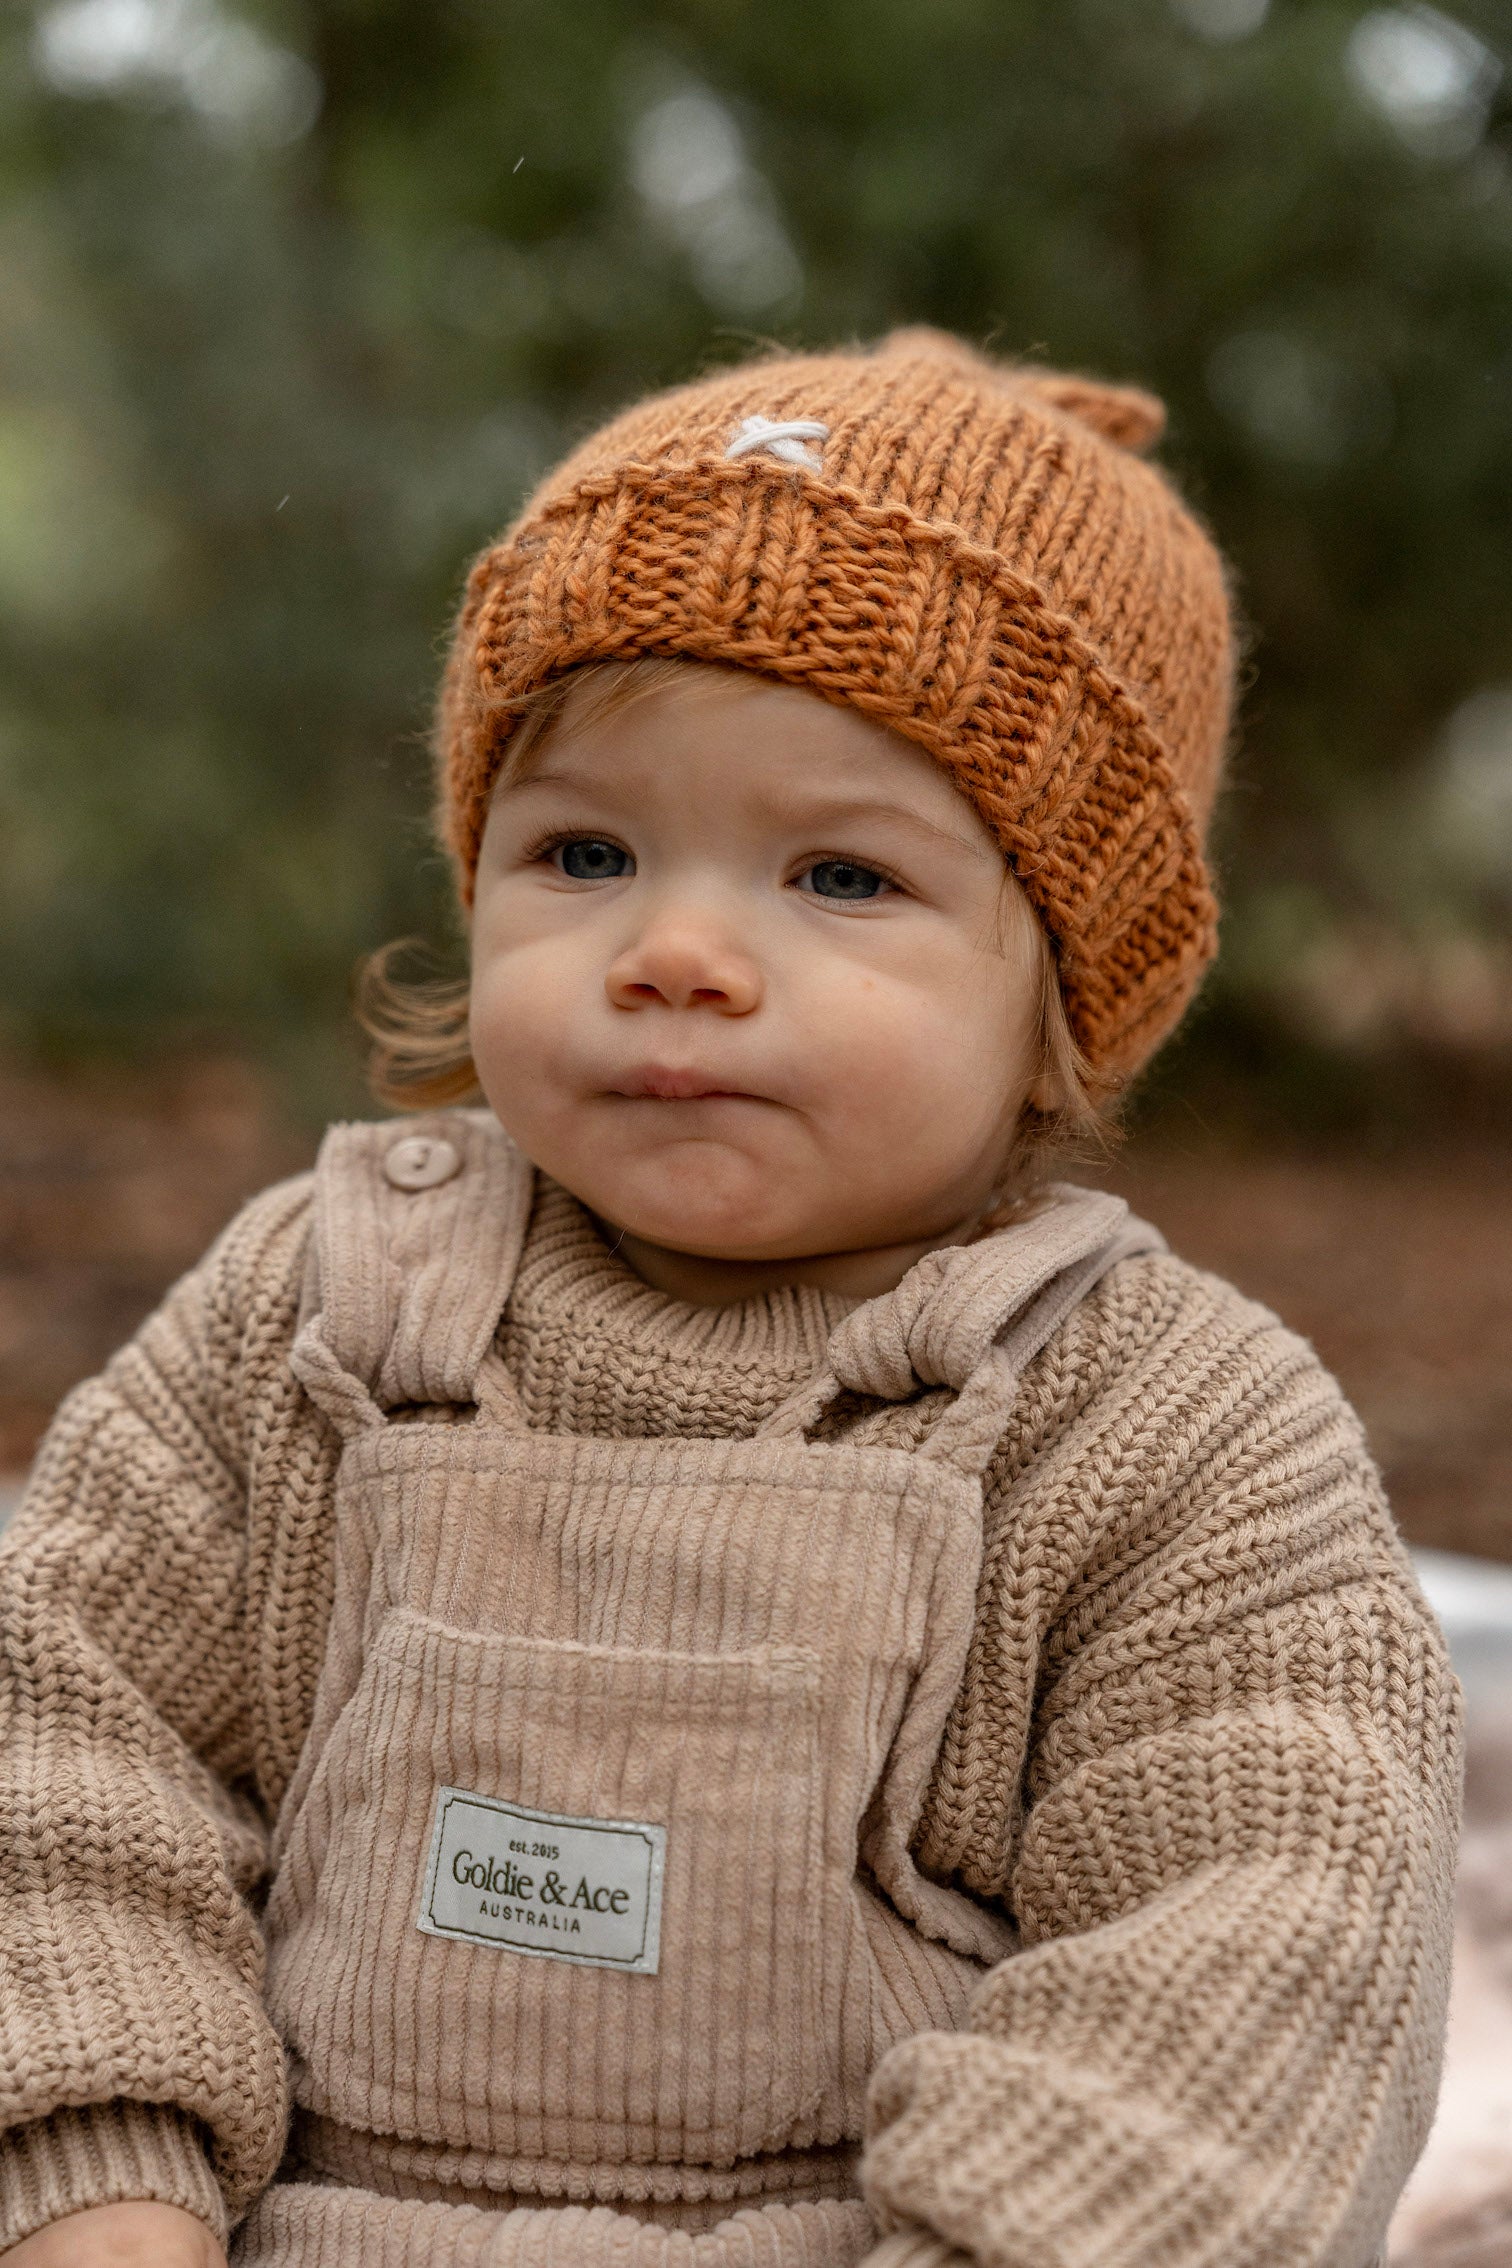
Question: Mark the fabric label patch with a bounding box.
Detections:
[418,1787,665,1973]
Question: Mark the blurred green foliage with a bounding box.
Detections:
[2,0,1511,1126]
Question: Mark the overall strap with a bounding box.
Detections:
[289,1110,535,1438]
[918,1204,1164,1475]
[757,1188,1165,1477]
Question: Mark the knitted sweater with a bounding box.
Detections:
[0,1165,1461,2267]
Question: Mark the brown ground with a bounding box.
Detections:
[1,1057,1508,1562]
[0,1058,306,1472]
[1105,1141,1512,1565]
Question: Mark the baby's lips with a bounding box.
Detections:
[608,1064,766,1102]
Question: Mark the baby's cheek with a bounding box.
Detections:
[877,982,1005,1105]
[469,968,558,1126]
[474,942,567,1053]
[881,998,1024,1177]
[467,974,514,1088]
[818,999,972,1163]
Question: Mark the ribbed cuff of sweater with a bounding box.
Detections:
[863,2227,974,2268]
[0,2101,228,2253]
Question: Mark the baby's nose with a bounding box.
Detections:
[604,915,762,1015]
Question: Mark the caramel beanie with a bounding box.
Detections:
[437,329,1235,1078]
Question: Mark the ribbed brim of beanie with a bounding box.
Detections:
[436,329,1234,1081]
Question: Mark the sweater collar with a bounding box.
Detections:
[506,1175,859,1377]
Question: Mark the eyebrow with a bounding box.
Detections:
[500,769,976,851]
[759,793,977,852]
[500,766,595,796]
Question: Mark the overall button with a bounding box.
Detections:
[383,1134,461,1191]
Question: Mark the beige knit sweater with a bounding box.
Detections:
[0,1159,1461,2267]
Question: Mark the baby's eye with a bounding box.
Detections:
[551,837,633,882]
[797,859,890,902]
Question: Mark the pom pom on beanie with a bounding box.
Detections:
[437,328,1235,1080]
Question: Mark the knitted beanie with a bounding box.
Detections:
[437,329,1235,1079]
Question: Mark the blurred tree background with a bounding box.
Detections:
[10,12,1512,2215]
[2,0,1511,1135]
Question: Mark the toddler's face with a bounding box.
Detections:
[470,667,1046,1289]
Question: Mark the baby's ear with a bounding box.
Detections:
[1024,1068,1066,1119]
[1016,371,1167,454]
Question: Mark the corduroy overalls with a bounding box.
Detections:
[233,1112,1157,2268]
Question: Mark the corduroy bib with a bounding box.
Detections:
[236,1112,1159,2268]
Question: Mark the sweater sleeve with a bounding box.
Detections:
[0,1181,310,2252]
[861,1297,1462,2268]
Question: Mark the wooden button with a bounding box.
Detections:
[383,1134,461,1191]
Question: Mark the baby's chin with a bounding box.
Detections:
[530,1123,976,1275]
[553,1156,842,1265]
[587,1186,828,1266]
[575,1173,970,1288]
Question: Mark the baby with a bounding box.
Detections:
[0,331,1460,2268]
